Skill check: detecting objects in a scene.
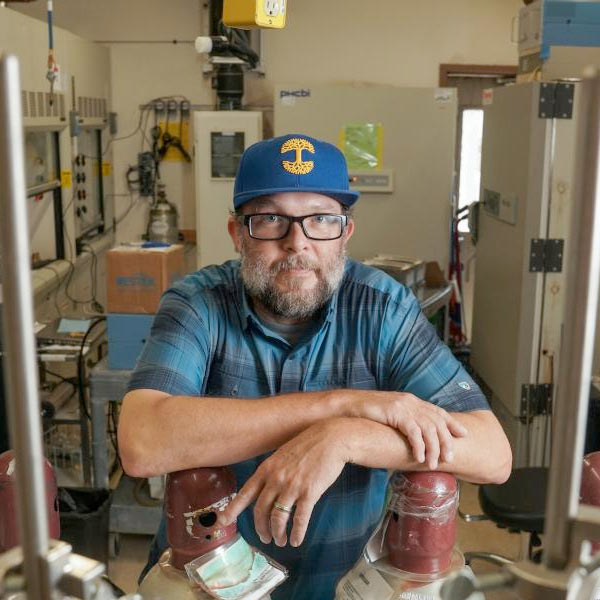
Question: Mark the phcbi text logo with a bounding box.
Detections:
[280,89,311,99]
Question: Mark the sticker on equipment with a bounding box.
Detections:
[337,566,393,600]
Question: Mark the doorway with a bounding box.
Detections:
[439,64,517,341]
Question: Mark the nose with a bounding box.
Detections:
[282,221,309,253]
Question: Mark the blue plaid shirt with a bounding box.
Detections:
[129,259,489,599]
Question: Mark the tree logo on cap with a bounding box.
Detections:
[281,138,315,175]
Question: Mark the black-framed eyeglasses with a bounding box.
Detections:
[237,213,348,241]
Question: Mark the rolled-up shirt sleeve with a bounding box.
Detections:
[127,289,209,397]
[383,290,490,413]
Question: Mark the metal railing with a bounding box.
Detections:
[0,53,52,600]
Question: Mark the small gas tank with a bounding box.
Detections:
[335,555,485,600]
[385,471,458,575]
[0,449,60,552]
[581,450,600,552]
[138,549,211,599]
[149,183,179,244]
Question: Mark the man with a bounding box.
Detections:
[119,134,512,599]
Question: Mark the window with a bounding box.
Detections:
[25,130,64,266]
[457,109,484,233]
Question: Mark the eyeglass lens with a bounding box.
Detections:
[249,214,344,240]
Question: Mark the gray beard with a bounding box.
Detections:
[240,243,347,321]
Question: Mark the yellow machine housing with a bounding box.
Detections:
[223,0,287,29]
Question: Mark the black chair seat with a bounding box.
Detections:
[479,467,548,533]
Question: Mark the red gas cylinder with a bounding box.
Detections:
[581,451,600,552]
[0,449,60,552]
[165,466,238,570]
[384,471,458,575]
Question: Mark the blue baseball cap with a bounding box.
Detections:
[233,134,360,210]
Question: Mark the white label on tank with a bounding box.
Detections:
[151,221,169,234]
[398,592,438,600]
[337,566,394,600]
[7,458,15,476]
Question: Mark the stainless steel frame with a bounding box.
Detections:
[544,71,600,570]
[443,68,600,600]
[0,53,52,600]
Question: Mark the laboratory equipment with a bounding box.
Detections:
[138,466,286,599]
[518,1,600,80]
[24,129,65,267]
[148,183,179,244]
[194,111,262,267]
[335,471,482,600]
[441,68,600,600]
[73,126,108,252]
[0,52,119,600]
[223,0,287,29]
[471,81,582,467]
[0,450,60,553]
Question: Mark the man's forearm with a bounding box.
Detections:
[119,388,510,484]
[333,411,512,484]
[119,389,352,477]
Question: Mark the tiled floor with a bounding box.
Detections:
[107,482,524,598]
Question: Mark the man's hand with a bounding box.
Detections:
[218,420,347,548]
[350,391,468,469]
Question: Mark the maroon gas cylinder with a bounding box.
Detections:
[581,451,600,552]
[165,466,238,570]
[384,471,458,575]
[0,449,60,552]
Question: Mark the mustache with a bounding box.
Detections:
[270,255,320,273]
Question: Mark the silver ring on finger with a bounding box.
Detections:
[272,501,293,514]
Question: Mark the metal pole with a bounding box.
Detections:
[0,54,52,599]
[544,72,600,569]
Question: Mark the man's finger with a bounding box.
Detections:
[437,423,454,464]
[253,486,278,544]
[218,477,262,526]
[289,494,317,547]
[422,423,440,470]
[404,421,426,464]
[270,495,296,547]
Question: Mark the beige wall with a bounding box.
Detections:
[8,0,521,247]
[251,0,521,103]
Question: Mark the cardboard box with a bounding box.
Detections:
[106,244,184,314]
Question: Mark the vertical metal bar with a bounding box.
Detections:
[0,54,52,599]
[544,72,600,569]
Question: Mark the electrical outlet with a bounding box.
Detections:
[223,0,286,29]
[256,0,286,26]
[264,0,279,17]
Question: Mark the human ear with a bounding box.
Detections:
[227,215,243,253]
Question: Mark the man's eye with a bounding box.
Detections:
[310,215,333,224]
[256,215,281,223]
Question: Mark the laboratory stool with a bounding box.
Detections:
[460,467,548,566]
